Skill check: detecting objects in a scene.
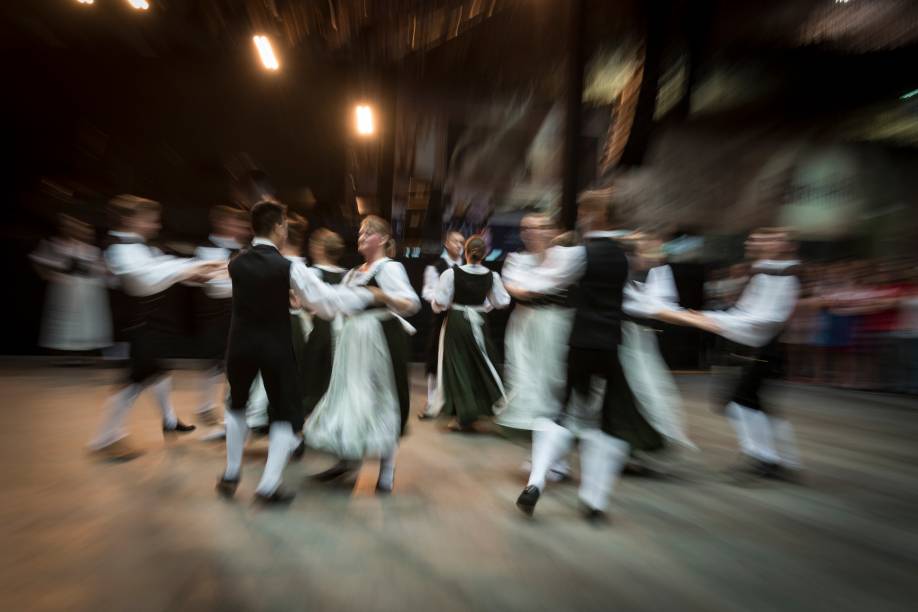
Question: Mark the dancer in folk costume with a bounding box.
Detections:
[30,214,112,358]
[617,231,698,474]
[90,196,225,460]
[418,230,464,419]
[509,188,663,522]
[305,216,420,493]
[297,228,347,417]
[430,235,511,432]
[191,205,249,426]
[217,203,383,504]
[655,227,802,482]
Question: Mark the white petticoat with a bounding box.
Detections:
[619,321,697,449]
[303,310,400,460]
[39,275,112,351]
[496,305,574,430]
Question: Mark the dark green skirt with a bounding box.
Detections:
[440,309,503,425]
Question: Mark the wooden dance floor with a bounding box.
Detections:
[1,364,917,611]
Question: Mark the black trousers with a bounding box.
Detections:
[726,341,782,414]
[564,346,664,452]
[225,331,304,430]
[126,327,189,384]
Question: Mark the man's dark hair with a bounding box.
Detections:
[251,201,286,237]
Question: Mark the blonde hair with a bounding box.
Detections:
[361,215,396,258]
[108,195,161,226]
[464,235,487,264]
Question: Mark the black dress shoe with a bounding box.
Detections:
[580,505,609,525]
[254,486,295,506]
[250,425,270,437]
[163,419,196,434]
[216,476,239,499]
[291,438,306,461]
[516,485,541,516]
[312,460,359,483]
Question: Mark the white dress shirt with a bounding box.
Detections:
[500,251,542,287]
[624,265,681,318]
[422,252,462,303]
[250,237,374,320]
[342,257,421,317]
[105,232,200,296]
[508,231,631,296]
[703,259,800,348]
[432,263,511,313]
[193,234,243,299]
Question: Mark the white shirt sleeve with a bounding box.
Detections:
[500,252,529,286]
[485,272,511,310]
[432,268,455,313]
[195,245,234,299]
[514,245,586,294]
[105,243,198,297]
[703,274,800,347]
[289,260,373,320]
[375,261,422,317]
[422,264,440,303]
[624,265,681,318]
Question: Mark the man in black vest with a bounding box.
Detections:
[507,187,657,523]
[418,230,464,418]
[655,227,803,481]
[90,196,226,461]
[217,201,387,505]
[192,205,250,426]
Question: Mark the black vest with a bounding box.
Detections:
[568,238,629,349]
[453,268,493,306]
[227,244,293,338]
[315,267,345,285]
[104,236,177,334]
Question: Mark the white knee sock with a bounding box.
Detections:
[528,419,575,490]
[378,447,398,490]
[245,373,269,428]
[151,376,178,428]
[772,417,802,469]
[90,383,143,448]
[426,374,436,408]
[223,409,248,480]
[197,366,223,414]
[726,401,756,458]
[255,422,296,496]
[578,429,630,512]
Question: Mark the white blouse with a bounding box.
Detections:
[432,264,511,313]
[344,258,421,317]
[624,265,681,319]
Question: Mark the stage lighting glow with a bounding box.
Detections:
[356,105,374,135]
[127,0,150,9]
[253,35,280,71]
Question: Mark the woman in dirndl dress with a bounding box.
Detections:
[431,235,511,432]
[304,216,420,492]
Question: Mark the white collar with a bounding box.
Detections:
[584,230,630,239]
[109,231,145,243]
[755,259,799,272]
[252,237,279,250]
[442,251,462,267]
[285,255,305,264]
[209,234,242,250]
[460,263,490,274]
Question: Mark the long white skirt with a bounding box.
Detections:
[496,305,574,430]
[303,312,400,460]
[619,322,696,450]
[39,275,112,351]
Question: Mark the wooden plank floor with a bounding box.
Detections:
[1,365,917,612]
